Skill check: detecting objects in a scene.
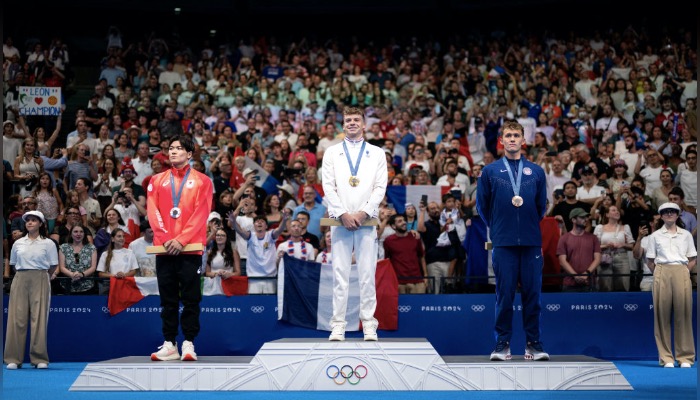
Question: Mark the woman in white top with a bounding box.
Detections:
[593,205,634,292]
[205,229,240,278]
[97,228,138,279]
[645,202,696,368]
[5,211,58,370]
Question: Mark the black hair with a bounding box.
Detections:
[388,213,404,227]
[669,186,685,199]
[171,135,195,153]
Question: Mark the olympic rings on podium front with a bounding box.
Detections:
[326,364,368,385]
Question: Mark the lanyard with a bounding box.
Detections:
[342,140,367,177]
[170,169,191,209]
[502,157,523,197]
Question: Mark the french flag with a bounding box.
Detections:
[243,158,280,195]
[277,255,398,331]
[385,185,449,214]
[107,276,248,316]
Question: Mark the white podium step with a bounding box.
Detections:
[70,338,632,391]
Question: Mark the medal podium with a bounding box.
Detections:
[70,338,631,391]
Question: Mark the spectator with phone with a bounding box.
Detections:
[13,137,44,197]
[606,159,633,197]
[64,143,98,191]
[111,157,146,208]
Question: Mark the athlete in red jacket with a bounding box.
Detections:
[147,135,213,362]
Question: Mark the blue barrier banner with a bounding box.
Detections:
[2,292,696,362]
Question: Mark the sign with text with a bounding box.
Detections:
[18,86,61,116]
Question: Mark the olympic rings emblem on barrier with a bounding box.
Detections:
[471,305,485,312]
[326,364,368,385]
[250,306,265,313]
[398,305,412,313]
[623,304,638,311]
[545,304,560,312]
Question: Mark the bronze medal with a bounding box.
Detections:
[511,195,523,207]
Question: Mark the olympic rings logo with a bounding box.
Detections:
[471,305,485,312]
[546,304,561,312]
[623,304,638,311]
[251,306,265,313]
[326,364,368,385]
[398,305,411,313]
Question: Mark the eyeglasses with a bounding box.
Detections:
[168,146,186,152]
[660,209,679,215]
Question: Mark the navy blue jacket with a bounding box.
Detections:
[476,157,547,247]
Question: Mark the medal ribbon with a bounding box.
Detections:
[170,168,191,210]
[502,157,523,198]
[342,140,367,179]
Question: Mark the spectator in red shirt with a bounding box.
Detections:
[383,214,427,294]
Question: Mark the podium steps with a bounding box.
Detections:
[70,338,632,391]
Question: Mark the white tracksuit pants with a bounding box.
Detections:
[330,225,378,328]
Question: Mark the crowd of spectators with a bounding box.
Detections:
[3,23,697,294]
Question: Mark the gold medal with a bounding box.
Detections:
[512,195,523,207]
[349,176,360,187]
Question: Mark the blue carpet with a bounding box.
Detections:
[2,361,695,399]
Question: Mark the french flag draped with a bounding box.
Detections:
[243,158,280,195]
[201,276,249,296]
[107,276,248,316]
[107,277,159,316]
[277,255,398,331]
[385,185,448,214]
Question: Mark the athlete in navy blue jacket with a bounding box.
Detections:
[476,120,549,361]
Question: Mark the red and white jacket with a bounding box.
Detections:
[146,164,213,254]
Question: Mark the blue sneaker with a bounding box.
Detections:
[525,341,550,361]
[490,341,511,361]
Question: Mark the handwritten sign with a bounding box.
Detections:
[18,86,62,116]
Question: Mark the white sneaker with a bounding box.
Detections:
[6,363,18,370]
[180,340,198,361]
[663,362,675,368]
[363,321,378,341]
[680,363,691,368]
[36,363,48,369]
[151,341,180,361]
[329,324,345,341]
